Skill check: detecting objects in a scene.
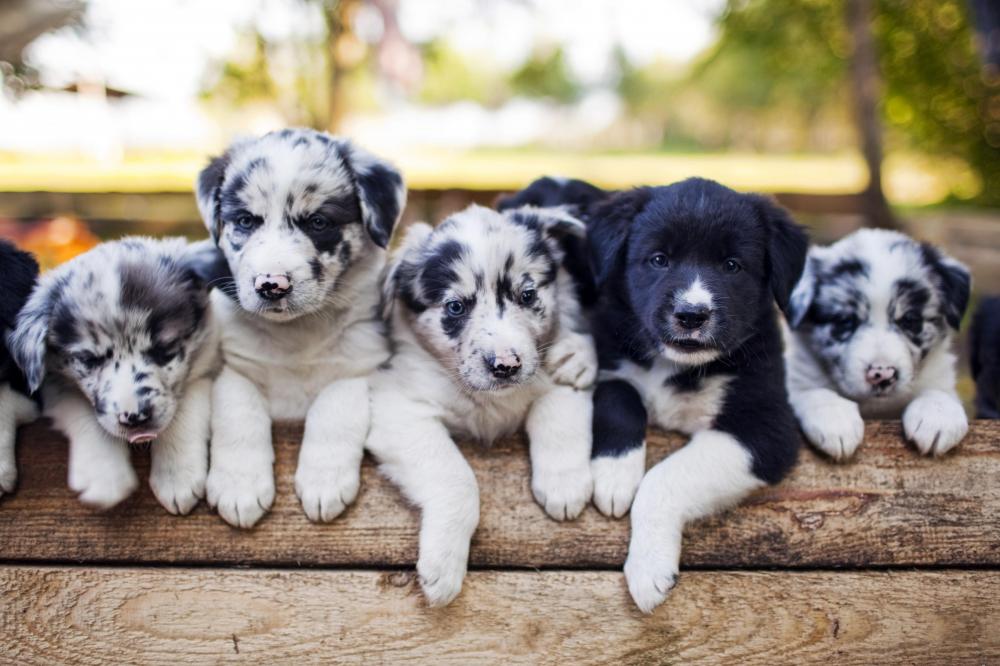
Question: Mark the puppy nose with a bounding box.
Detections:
[118,409,151,427]
[674,306,710,330]
[866,364,898,388]
[254,273,292,301]
[487,353,521,379]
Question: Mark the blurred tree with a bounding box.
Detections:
[508,46,581,103]
[417,39,507,107]
[0,0,85,96]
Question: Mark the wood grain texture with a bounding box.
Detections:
[2,566,998,665]
[0,421,998,568]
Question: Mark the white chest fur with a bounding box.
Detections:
[602,357,731,435]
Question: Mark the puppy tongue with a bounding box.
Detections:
[128,432,158,445]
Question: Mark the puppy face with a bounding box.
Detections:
[385,205,584,391]
[195,128,405,322]
[589,178,807,365]
[788,229,970,401]
[7,238,223,443]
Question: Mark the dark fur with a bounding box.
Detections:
[972,296,1000,419]
[0,240,40,396]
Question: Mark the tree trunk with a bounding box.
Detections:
[846,0,898,230]
[323,0,354,133]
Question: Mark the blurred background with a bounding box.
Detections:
[0,0,998,274]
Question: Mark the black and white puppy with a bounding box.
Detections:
[368,204,596,606]
[971,296,1000,419]
[0,240,41,498]
[7,237,223,512]
[786,229,971,458]
[504,176,808,613]
[195,128,405,528]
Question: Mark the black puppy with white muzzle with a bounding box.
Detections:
[0,240,41,498]
[502,176,809,613]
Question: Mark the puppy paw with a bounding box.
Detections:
[0,451,16,498]
[546,333,597,390]
[417,545,468,607]
[69,458,138,510]
[294,459,360,523]
[799,395,864,461]
[624,550,678,614]
[206,464,275,529]
[903,391,968,456]
[532,464,593,521]
[591,448,645,518]
[150,463,206,516]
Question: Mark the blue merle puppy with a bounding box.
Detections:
[501,176,809,613]
[8,238,225,512]
[0,240,41,498]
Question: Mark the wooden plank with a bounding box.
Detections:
[1,566,997,665]
[0,421,998,568]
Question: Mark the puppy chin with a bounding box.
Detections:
[460,368,537,393]
[661,343,721,366]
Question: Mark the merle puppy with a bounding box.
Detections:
[0,240,40,498]
[368,204,596,606]
[195,128,405,528]
[8,238,223,512]
[503,176,809,613]
[786,229,971,458]
[972,296,1000,419]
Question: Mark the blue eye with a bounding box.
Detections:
[445,300,466,316]
[235,213,256,230]
[649,253,668,268]
[520,289,537,306]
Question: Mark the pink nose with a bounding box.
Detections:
[254,273,292,300]
[866,364,898,388]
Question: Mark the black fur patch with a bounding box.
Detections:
[971,296,1000,419]
[0,240,39,395]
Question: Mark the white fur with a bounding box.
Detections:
[0,384,38,497]
[678,276,713,309]
[591,444,645,518]
[624,430,763,613]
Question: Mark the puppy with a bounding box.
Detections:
[972,296,1000,419]
[0,240,41,498]
[368,204,596,606]
[195,128,405,528]
[504,176,809,613]
[7,237,223,512]
[785,229,971,458]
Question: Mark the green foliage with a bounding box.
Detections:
[416,40,507,107]
[508,46,580,103]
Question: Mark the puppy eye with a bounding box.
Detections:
[147,344,178,366]
[649,253,669,268]
[519,289,537,306]
[724,259,742,274]
[445,300,466,317]
[73,352,105,370]
[897,312,923,333]
[308,214,330,231]
[234,213,257,230]
[830,314,860,342]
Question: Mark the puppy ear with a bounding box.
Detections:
[195,152,231,243]
[341,141,406,249]
[587,188,650,289]
[921,243,971,330]
[496,176,606,211]
[787,255,819,329]
[752,195,809,313]
[181,239,232,291]
[379,222,433,320]
[7,276,59,393]
[505,206,586,240]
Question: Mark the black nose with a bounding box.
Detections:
[486,355,521,379]
[254,274,292,301]
[674,306,710,330]
[118,409,151,427]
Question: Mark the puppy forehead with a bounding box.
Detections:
[817,230,933,304]
[636,193,765,257]
[434,209,551,284]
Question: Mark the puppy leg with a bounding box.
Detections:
[624,430,764,613]
[295,377,368,523]
[367,400,479,607]
[149,377,211,515]
[790,388,865,460]
[46,390,137,509]
[590,380,647,518]
[546,331,598,390]
[206,366,274,528]
[526,384,594,521]
[903,388,969,456]
[0,383,38,497]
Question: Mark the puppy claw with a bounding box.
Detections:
[417,551,467,607]
[150,464,206,516]
[624,552,678,615]
[591,449,645,519]
[546,334,598,390]
[294,461,360,523]
[799,395,864,461]
[903,391,968,456]
[532,466,593,521]
[206,466,275,529]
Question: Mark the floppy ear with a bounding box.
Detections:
[181,239,232,291]
[505,206,586,240]
[586,188,650,289]
[6,276,60,393]
[379,222,433,320]
[341,141,406,249]
[786,255,819,329]
[496,176,606,211]
[195,152,231,243]
[921,243,971,330]
[752,195,809,313]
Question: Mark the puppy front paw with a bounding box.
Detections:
[69,457,139,509]
[546,333,598,390]
[294,458,360,523]
[0,451,16,498]
[591,448,645,518]
[903,391,968,456]
[532,464,593,521]
[417,541,469,607]
[150,462,206,516]
[799,395,865,461]
[624,544,679,615]
[206,463,275,529]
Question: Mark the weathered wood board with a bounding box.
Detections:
[2,567,997,665]
[0,421,998,568]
